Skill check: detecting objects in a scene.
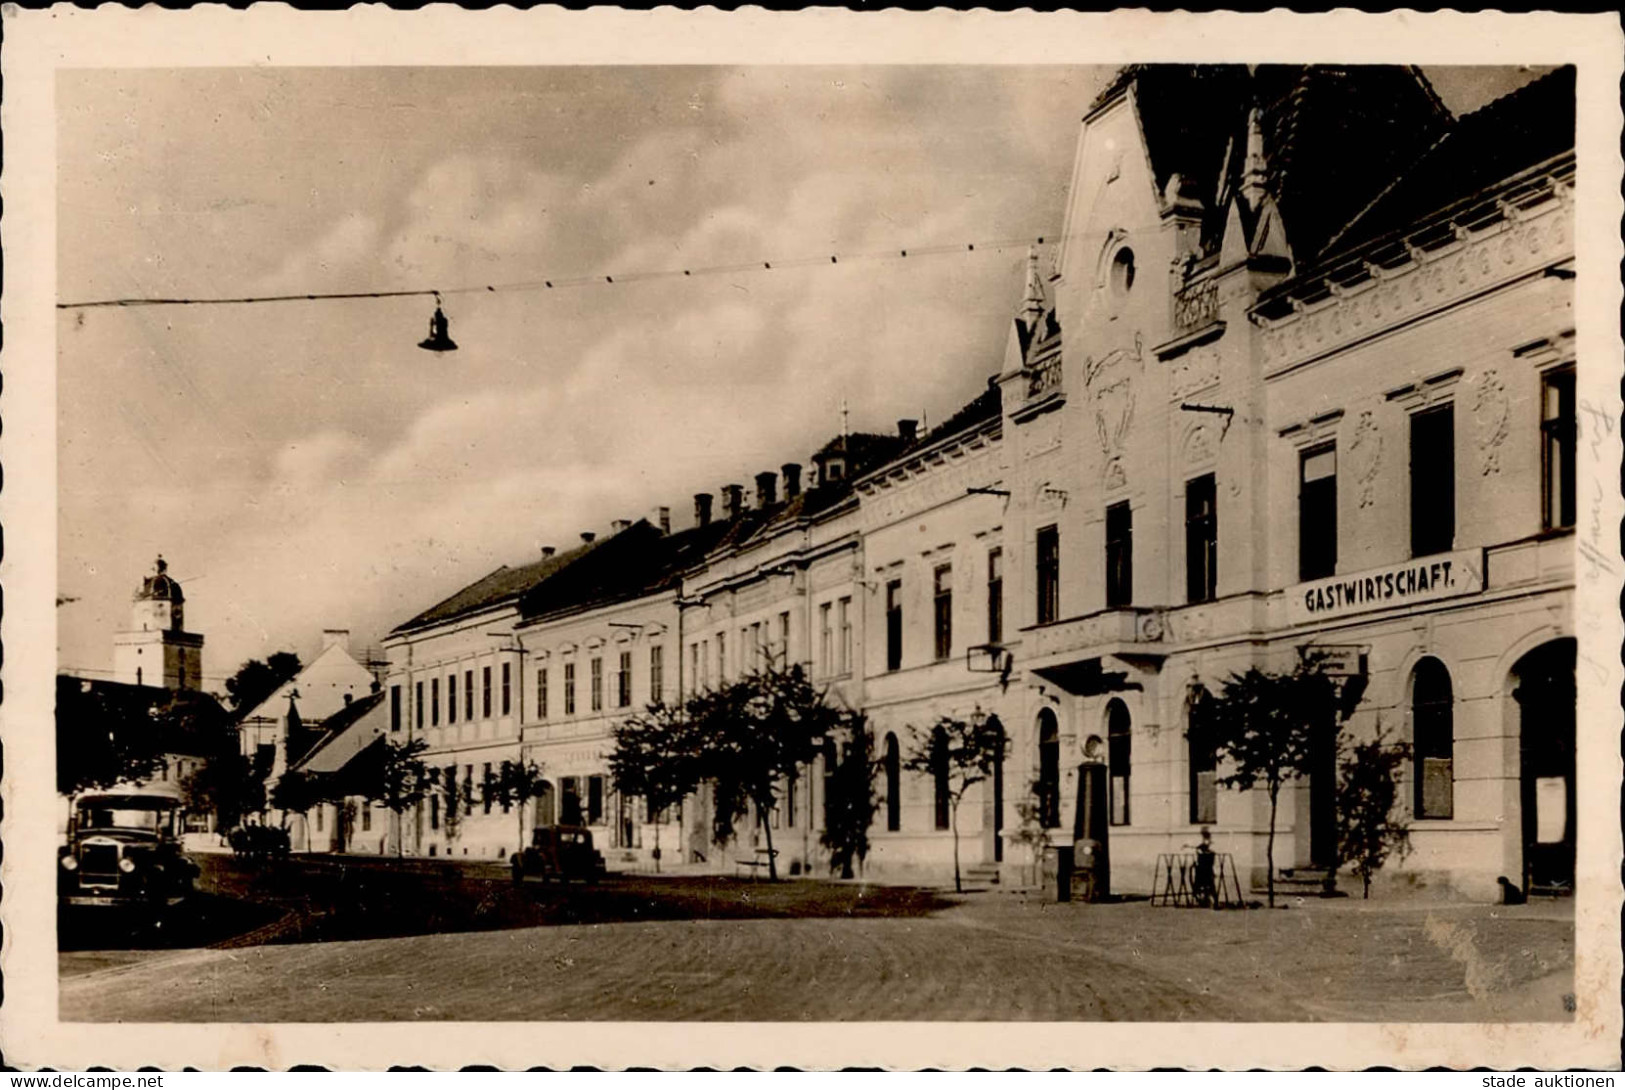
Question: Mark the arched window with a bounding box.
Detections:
[1413,658,1454,819]
[1037,709,1060,829]
[821,737,838,831]
[931,726,950,830]
[1106,699,1131,826]
[1188,687,1217,825]
[884,732,901,832]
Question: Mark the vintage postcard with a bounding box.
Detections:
[2,5,1621,1071]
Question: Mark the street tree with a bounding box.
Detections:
[224,651,303,715]
[902,709,1008,893]
[694,664,847,881]
[182,750,266,832]
[610,701,700,873]
[268,768,327,835]
[1007,780,1055,889]
[496,758,549,854]
[1333,726,1414,899]
[367,737,431,857]
[441,766,465,848]
[1197,656,1348,907]
[820,720,879,879]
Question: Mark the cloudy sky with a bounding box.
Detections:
[56,64,1542,686]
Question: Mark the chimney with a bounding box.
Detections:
[657,506,672,535]
[581,531,596,544]
[694,493,713,527]
[541,545,556,558]
[782,463,802,500]
[755,471,778,508]
[721,483,745,521]
[321,628,350,654]
[611,519,632,534]
[898,419,919,443]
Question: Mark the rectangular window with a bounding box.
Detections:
[429,794,439,831]
[885,579,903,672]
[482,762,494,814]
[431,678,440,727]
[537,668,548,719]
[1410,405,1455,557]
[689,643,700,695]
[448,674,458,724]
[778,611,791,666]
[464,671,474,724]
[561,777,582,825]
[389,685,402,733]
[501,662,511,716]
[415,681,425,730]
[1542,366,1576,530]
[650,645,664,705]
[618,651,632,708]
[1299,445,1338,581]
[590,657,603,712]
[933,565,953,661]
[564,662,576,715]
[362,805,372,832]
[750,622,762,669]
[987,548,1003,645]
[482,666,493,719]
[1036,525,1059,625]
[463,766,474,815]
[820,603,833,675]
[838,596,852,675]
[587,775,605,825]
[1185,473,1218,604]
[317,805,325,832]
[716,634,727,682]
[1105,502,1133,608]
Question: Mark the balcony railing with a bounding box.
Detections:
[1173,276,1220,332]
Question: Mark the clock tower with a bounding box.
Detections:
[111,555,205,690]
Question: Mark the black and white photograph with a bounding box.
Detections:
[3,6,1621,1072]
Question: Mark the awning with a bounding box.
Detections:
[1030,657,1143,696]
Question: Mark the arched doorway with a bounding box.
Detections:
[533,779,556,829]
[1037,708,1060,829]
[1105,699,1131,826]
[986,716,1006,862]
[1512,639,1576,894]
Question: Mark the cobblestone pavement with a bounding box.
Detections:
[59,857,1574,1023]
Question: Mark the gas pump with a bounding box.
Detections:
[1070,735,1111,902]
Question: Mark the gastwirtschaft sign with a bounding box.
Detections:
[1287,549,1485,624]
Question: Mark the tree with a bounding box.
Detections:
[268,768,327,836]
[1198,656,1347,907]
[441,766,465,847]
[610,701,700,873]
[820,719,879,879]
[1333,726,1413,899]
[224,651,303,715]
[366,737,431,857]
[182,750,265,831]
[693,664,845,881]
[903,709,1008,893]
[1007,780,1055,889]
[495,758,549,854]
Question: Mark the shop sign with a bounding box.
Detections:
[1299,644,1367,677]
[1288,549,1484,625]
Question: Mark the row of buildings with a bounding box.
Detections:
[261,64,1579,901]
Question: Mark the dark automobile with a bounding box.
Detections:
[59,783,199,919]
[511,824,607,884]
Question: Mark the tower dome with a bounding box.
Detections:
[135,555,185,604]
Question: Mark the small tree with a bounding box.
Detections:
[496,759,549,855]
[1200,657,1347,907]
[1007,780,1054,889]
[694,664,844,881]
[367,737,431,857]
[611,701,699,873]
[268,768,325,837]
[441,767,464,848]
[224,651,303,715]
[903,709,1008,893]
[820,719,879,879]
[183,750,266,832]
[1333,726,1413,898]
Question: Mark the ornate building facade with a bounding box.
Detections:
[379,65,1578,901]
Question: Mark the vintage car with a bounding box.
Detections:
[59,782,199,917]
[511,824,607,884]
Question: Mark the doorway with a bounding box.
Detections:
[1308,718,1339,868]
[1513,639,1576,894]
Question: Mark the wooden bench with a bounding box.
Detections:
[734,848,779,880]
